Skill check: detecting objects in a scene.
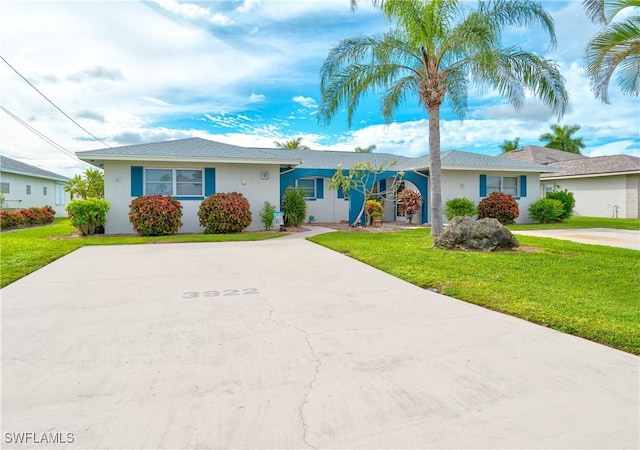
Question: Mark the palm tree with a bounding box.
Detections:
[355,144,377,153]
[274,137,310,150]
[319,0,568,235]
[539,124,586,154]
[583,0,640,103]
[500,138,521,153]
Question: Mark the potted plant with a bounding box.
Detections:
[371,211,383,227]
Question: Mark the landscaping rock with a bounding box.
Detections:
[434,216,519,251]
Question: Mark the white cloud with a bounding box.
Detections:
[152,0,212,21]
[141,96,171,106]
[249,93,266,103]
[292,96,317,109]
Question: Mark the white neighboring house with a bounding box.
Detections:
[0,155,69,217]
[76,137,556,234]
[499,146,640,219]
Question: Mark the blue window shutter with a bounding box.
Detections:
[379,179,387,198]
[479,174,487,197]
[204,168,216,196]
[337,188,345,199]
[520,175,527,197]
[316,178,324,199]
[131,166,143,197]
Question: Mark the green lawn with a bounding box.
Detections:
[0,219,285,288]
[309,228,640,355]
[508,216,640,230]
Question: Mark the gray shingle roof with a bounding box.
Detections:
[77,137,302,164]
[0,155,69,182]
[541,154,640,178]
[497,146,587,164]
[76,137,556,173]
[396,150,558,172]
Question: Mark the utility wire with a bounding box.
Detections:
[1,105,90,165]
[1,55,112,149]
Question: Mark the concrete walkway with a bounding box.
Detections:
[513,227,640,250]
[1,229,638,449]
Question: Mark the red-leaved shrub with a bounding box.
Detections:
[129,195,183,236]
[0,206,56,230]
[198,192,252,234]
[477,192,519,225]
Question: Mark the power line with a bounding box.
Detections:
[1,55,112,149]
[1,104,90,165]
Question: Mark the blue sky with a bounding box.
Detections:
[1,0,638,177]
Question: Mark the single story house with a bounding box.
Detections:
[76,137,556,234]
[499,146,640,219]
[0,155,69,216]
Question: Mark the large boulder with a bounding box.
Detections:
[434,216,519,251]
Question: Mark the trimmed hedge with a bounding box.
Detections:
[546,190,575,221]
[529,198,564,224]
[477,192,520,225]
[67,198,110,235]
[198,192,252,234]
[129,195,183,236]
[0,206,56,230]
[445,197,477,220]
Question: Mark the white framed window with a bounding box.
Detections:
[287,178,317,199]
[26,184,31,195]
[487,176,519,196]
[0,182,9,193]
[144,168,203,197]
[43,186,48,196]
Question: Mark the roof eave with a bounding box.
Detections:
[0,168,68,182]
[76,153,302,166]
[542,170,640,179]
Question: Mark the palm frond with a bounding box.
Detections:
[585,16,640,102]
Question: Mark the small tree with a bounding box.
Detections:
[259,201,276,231]
[397,188,423,224]
[281,189,307,227]
[64,168,105,199]
[330,160,403,226]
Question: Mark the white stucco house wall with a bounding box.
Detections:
[499,146,640,219]
[76,137,555,234]
[0,155,69,217]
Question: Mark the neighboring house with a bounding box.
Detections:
[76,137,555,234]
[0,155,69,216]
[499,146,640,218]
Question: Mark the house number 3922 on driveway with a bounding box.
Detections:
[182,288,259,299]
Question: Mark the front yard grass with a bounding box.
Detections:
[508,216,640,230]
[0,219,285,288]
[309,229,640,355]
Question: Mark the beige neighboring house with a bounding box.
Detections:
[499,146,640,219]
[0,155,70,217]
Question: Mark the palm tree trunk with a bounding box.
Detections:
[428,105,443,235]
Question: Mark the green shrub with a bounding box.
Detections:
[199,192,252,234]
[129,195,183,236]
[445,197,477,220]
[477,192,519,225]
[528,198,564,224]
[546,190,575,221]
[281,189,307,227]
[66,198,110,235]
[259,201,276,231]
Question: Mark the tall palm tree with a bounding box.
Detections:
[539,124,586,154]
[274,137,310,150]
[319,0,568,235]
[500,138,521,153]
[583,0,640,103]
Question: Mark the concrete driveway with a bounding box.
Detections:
[512,227,640,250]
[2,229,638,449]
